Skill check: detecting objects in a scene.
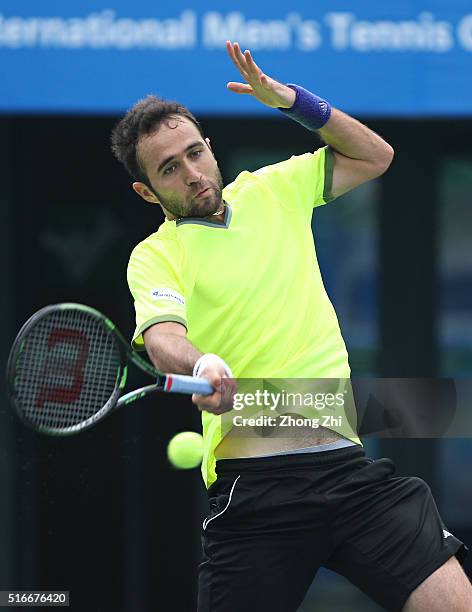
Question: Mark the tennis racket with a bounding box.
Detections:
[6,303,213,436]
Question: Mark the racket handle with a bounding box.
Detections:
[163,374,214,396]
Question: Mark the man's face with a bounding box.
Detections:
[134,116,224,219]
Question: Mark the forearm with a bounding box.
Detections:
[145,332,202,375]
[318,108,393,167]
[225,45,393,170]
[279,83,393,172]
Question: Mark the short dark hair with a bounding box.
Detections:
[110,95,204,185]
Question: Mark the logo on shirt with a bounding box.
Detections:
[442,529,453,539]
[150,287,185,306]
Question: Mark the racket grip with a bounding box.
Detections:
[163,374,214,396]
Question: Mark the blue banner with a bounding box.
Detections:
[1,1,472,116]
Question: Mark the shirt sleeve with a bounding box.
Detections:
[127,235,187,351]
[252,145,335,213]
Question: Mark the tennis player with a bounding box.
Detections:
[111,41,471,611]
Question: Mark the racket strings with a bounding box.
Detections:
[14,308,121,432]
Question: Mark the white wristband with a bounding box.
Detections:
[193,353,233,379]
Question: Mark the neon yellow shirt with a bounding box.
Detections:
[127,146,361,487]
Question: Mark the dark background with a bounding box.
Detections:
[0,115,471,611]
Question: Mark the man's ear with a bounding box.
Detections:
[132,182,160,204]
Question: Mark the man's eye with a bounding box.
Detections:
[164,164,176,175]
[191,150,202,158]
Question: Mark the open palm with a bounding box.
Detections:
[225,41,295,109]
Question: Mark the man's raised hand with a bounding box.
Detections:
[225,40,296,109]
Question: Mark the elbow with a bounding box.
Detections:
[373,143,394,177]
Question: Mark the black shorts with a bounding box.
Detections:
[198,446,468,612]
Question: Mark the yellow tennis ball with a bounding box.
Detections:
[167,431,204,469]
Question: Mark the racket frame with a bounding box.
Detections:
[7,303,214,436]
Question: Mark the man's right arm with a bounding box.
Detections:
[144,321,200,375]
[143,322,236,414]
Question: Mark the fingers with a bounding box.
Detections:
[233,42,248,70]
[226,41,262,82]
[192,376,237,415]
[226,40,249,80]
[226,82,254,95]
[192,391,223,414]
[192,362,237,415]
[192,391,228,415]
[243,48,262,77]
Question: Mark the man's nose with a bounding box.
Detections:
[184,163,202,185]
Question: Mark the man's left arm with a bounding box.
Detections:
[226,41,394,199]
[317,109,394,198]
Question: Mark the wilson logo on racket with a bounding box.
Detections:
[35,328,90,409]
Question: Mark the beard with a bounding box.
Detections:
[156,167,224,219]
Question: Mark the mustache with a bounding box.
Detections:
[191,182,212,197]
